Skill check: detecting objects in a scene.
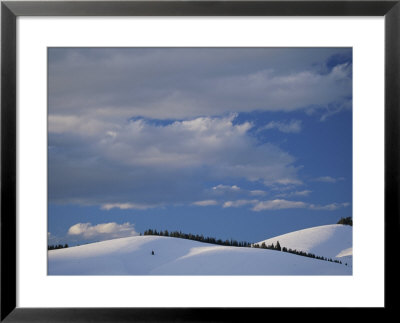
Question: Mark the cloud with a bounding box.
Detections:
[274,178,303,186]
[223,200,259,208]
[48,48,351,210]
[48,115,115,137]
[49,48,352,121]
[275,190,312,198]
[261,120,302,133]
[67,222,139,240]
[100,203,158,210]
[319,100,352,122]
[249,190,268,196]
[252,199,308,211]
[49,115,300,207]
[192,200,218,207]
[291,190,312,196]
[252,199,350,212]
[309,202,350,211]
[314,176,345,183]
[212,184,241,192]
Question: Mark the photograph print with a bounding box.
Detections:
[47,47,352,275]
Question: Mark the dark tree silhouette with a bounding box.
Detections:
[337,217,352,226]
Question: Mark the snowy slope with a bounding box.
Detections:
[48,234,351,275]
[256,224,352,265]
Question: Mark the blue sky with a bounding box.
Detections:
[48,48,352,246]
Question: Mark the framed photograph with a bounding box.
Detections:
[1,0,398,321]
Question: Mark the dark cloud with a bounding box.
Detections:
[48,48,352,209]
[49,48,352,120]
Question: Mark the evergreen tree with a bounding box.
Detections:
[337,216,353,226]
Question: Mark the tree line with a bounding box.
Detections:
[143,229,345,265]
[143,229,251,247]
[252,241,343,264]
[337,217,352,226]
[48,244,69,250]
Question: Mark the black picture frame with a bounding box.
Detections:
[1,1,399,321]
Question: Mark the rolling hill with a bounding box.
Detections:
[48,225,352,275]
[256,224,352,266]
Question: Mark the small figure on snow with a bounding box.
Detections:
[151,250,155,255]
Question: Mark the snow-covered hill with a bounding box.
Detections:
[256,224,352,266]
[48,230,352,275]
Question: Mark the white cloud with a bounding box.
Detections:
[223,200,259,208]
[309,202,350,211]
[98,115,257,170]
[274,178,303,186]
[192,200,218,207]
[314,176,345,183]
[49,114,301,207]
[261,120,302,133]
[252,199,350,212]
[320,100,352,121]
[48,115,119,137]
[293,190,312,196]
[212,184,241,192]
[252,199,308,211]
[276,190,312,198]
[101,203,157,210]
[67,222,139,240]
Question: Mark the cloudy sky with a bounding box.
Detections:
[48,47,352,246]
